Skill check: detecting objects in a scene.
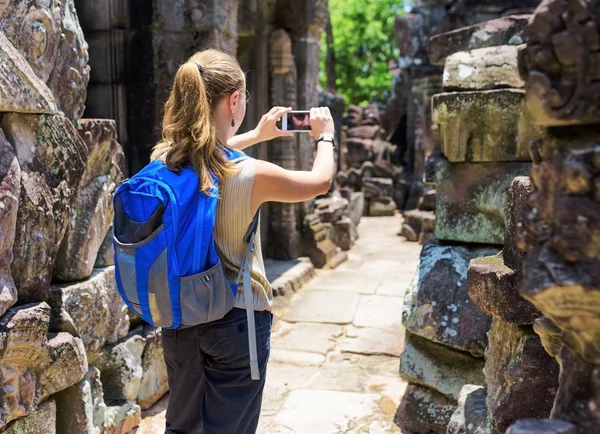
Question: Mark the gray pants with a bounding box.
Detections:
[162,308,272,434]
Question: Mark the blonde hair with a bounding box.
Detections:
[151,49,246,194]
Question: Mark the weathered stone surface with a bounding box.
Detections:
[1,114,87,303]
[93,333,146,402]
[403,240,498,356]
[95,227,115,267]
[138,326,168,410]
[0,0,91,119]
[54,119,125,281]
[484,319,559,433]
[51,267,129,363]
[368,196,396,217]
[347,192,364,226]
[427,154,531,244]
[0,302,86,428]
[88,367,107,432]
[0,32,57,114]
[3,399,56,434]
[504,176,532,270]
[0,130,19,316]
[400,209,435,243]
[443,45,525,91]
[332,216,358,251]
[433,90,537,163]
[347,125,382,141]
[396,383,457,434]
[429,15,531,65]
[533,316,562,358]
[518,130,600,364]
[40,331,88,401]
[519,0,600,126]
[507,419,577,434]
[103,401,141,434]
[447,385,493,434]
[551,346,600,432]
[399,333,485,401]
[468,254,540,324]
[363,177,394,199]
[55,368,97,434]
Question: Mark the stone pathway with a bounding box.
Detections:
[133,216,421,434]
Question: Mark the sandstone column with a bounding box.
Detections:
[267,29,302,259]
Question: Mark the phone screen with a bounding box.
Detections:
[280,111,311,131]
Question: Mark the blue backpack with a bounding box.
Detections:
[112,147,261,379]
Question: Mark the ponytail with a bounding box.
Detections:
[151,49,245,195]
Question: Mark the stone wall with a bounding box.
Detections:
[0,1,339,430]
[397,1,600,433]
[0,1,167,432]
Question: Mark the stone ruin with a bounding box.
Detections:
[396,0,600,433]
[0,0,357,432]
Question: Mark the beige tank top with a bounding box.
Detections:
[214,158,272,311]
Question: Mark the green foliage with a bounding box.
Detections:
[320,0,404,106]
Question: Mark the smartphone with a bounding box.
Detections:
[280,110,312,133]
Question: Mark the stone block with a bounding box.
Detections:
[347,192,364,226]
[427,154,531,244]
[443,45,524,91]
[138,327,169,410]
[400,209,435,242]
[533,316,562,358]
[519,0,600,126]
[507,419,577,434]
[332,216,358,251]
[54,119,125,282]
[103,401,141,434]
[447,385,493,434]
[51,267,130,363]
[0,131,19,317]
[0,0,90,119]
[399,333,485,401]
[0,32,56,114]
[467,254,540,324]
[0,303,87,429]
[503,176,532,270]
[362,177,393,199]
[484,319,559,433]
[550,346,600,432]
[403,240,498,356]
[93,333,147,402]
[346,125,382,141]
[417,189,436,211]
[433,90,537,163]
[518,131,600,364]
[95,228,115,267]
[315,194,348,223]
[55,368,98,434]
[429,15,531,65]
[3,399,56,434]
[396,383,457,434]
[345,138,374,169]
[1,114,88,304]
[368,196,396,216]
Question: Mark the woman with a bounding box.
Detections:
[152,49,335,434]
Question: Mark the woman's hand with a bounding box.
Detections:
[253,106,294,142]
[309,107,335,139]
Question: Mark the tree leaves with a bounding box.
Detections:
[320,0,404,105]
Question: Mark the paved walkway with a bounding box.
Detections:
[135,216,421,434]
